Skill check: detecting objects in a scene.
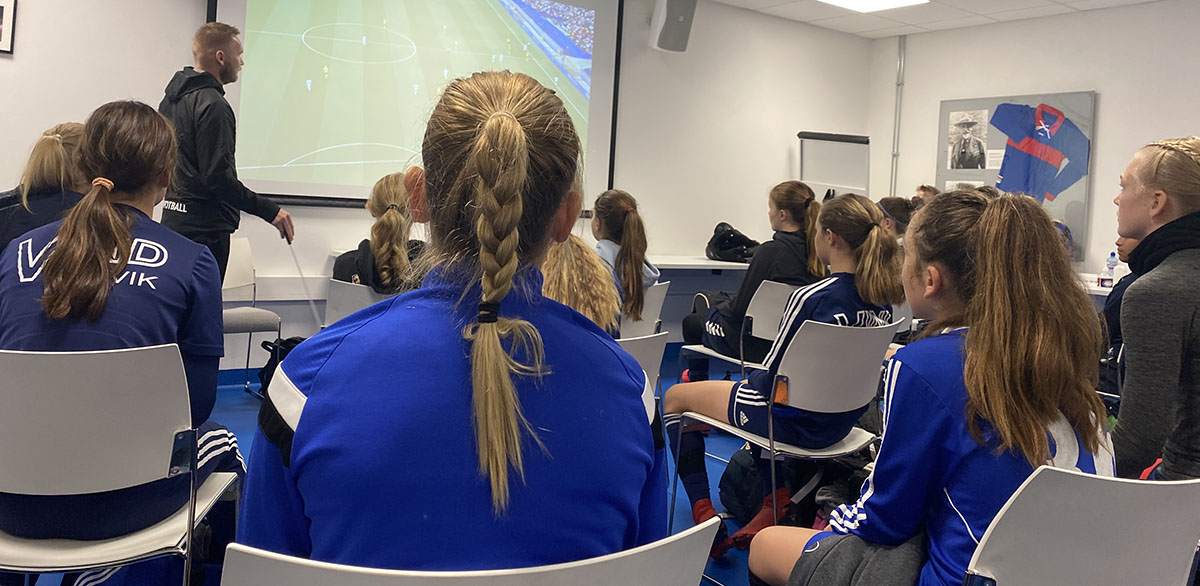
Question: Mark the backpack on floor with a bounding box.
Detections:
[256,336,307,466]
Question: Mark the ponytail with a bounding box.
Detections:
[594,189,650,319]
[963,195,1106,465]
[462,111,547,514]
[366,172,413,292]
[802,198,825,278]
[908,192,1106,466]
[818,194,903,307]
[41,178,133,321]
[19,123,86,211]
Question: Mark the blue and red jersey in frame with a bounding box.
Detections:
[990,103,1090,203]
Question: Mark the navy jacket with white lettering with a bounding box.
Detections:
[0,205,224,424]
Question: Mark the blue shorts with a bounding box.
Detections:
[726,381,868,450]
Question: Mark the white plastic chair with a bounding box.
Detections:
[621,281,671,338]
[964,466,1200,586]
[220,516,721,586]
[223,237,282,397]
[671,319,900,529]
[618,332,670,398]
[324,279,391,327]
[0,344,237,586]
[678,280,798,378]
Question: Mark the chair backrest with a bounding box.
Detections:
[621,281,670,338]
[745,280,800,340]
[224,237,257,302]
[965,466,1200,586]
[775,319,899,413]
[892,301,913,333]
[0,344,191,495]
[617,332,670,385]
[222,517,721,586]
[325,279,391,327]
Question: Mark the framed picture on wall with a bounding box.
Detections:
[0,0,15,55]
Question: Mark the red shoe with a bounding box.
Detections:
[730,487,791,549]
[681,368,692,383]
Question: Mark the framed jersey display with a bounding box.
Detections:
[936,91,1096,261]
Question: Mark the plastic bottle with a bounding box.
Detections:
[1099,252,1118,287]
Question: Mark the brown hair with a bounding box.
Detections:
[366,172,413,292]
[422,71,580,513]
[908,191,1107,465]
[769,181,824,278]
[1138,137,1200,213]
[543,234,621,333]
[817,194,903,307]
[877,196,919,233]
[593,189,650,319]
[916,184,940,198]
[193,22,240,62]
[41,101,177,321]
[19,123,86,210]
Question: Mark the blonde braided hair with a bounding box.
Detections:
[1141,137,1200,212]
[422,71,581,514]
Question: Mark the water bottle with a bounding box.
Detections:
[1099,252,1118,287]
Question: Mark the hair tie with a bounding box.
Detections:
[488,111,518,123]
[92,177,115,191]
[622,205,633,213]
[386,204,401,212]
[477,301,501,324]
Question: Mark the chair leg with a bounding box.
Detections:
[182,436,199,586]
[768,404,779,525]
[242,333,254,397]
[668,413,687,534]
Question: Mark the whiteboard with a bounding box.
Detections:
[797,132,870,197]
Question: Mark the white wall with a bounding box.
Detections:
[866,0,1200,272]
[615,0,873,251]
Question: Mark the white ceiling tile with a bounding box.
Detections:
[872,3,973,24]
[858,24,929,38]
[709,0,797,10]
[760,0,857,21]
[931,0,1062,14]
[916,14,997,29]
[988,4,1076,20]
[1059,0,1161,9]
[806,12,906,32]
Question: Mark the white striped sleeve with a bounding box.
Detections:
[761,277,836,372]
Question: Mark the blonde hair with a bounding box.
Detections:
[42,102,176,321]
[908,191,1107,465]
[192,22,239,62]
[365,172,413,292]
[593,189,649,319]
[543,234,621,333]
[19,123,86,211]
[769,181,825,278]
[422,71,580,513]
[817,193,904,307]
[1139,137,1200,213]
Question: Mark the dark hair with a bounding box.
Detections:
[877,196,919,233]
[593,189,649,319]
[422,71,580,513]
[907,191,1106,465]
[916,184,940,197]
[41,101,177,321]
[769,181,824,278]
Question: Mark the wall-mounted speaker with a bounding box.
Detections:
[649,0,697,53]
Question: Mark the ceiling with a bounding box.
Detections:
[709,0,1164,38]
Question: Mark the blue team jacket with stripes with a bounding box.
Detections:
[829,330,1115,586]
[239,266,668,570]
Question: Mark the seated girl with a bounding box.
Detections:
[665,193,903,557]
[681,181,824,380]
[591,189,659,323]
[748,191,1115,586]
[240,71,667,570]
[333,169,426,294]
[0,101,244,585]
[0,122,89,248]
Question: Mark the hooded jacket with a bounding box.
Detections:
[158,67,279,235]
[0,186,84,250]
[332,238,426,295]
[717,229,820,331]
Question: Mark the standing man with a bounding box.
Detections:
[160,22,294,280]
